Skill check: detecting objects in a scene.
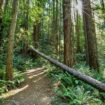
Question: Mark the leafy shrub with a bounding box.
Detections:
[14,72,25,86]
[0,71,25,95]
[14,55,27,71]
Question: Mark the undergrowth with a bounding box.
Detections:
[0,71,25,95]
[1,46,105,105]
[44,61,105,105]
[0,52,43,96]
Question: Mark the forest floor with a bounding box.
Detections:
[1,67,54,105]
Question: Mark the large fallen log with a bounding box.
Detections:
[30,46,105,92]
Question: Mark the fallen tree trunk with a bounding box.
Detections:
[30,46,105,92]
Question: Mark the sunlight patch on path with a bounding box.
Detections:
[33,74,46,83]
[29,71,45,79]
[0,85,28,99]
[26,67,45,75]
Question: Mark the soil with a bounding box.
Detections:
[1,67,54,105]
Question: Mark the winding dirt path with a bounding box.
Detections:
[1,68,54,105]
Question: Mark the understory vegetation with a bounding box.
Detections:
[45,60,105,105]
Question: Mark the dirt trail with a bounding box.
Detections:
[1,68,54,105]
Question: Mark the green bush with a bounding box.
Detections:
[0,71,25,95]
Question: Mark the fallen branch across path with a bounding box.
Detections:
[30,46,105,92]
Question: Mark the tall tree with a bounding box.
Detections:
[52,0,56,46]
[33,22,41,49]
[55,0,60,55]
[33,1,41,52]
[23,0,29,55]
[0,0,5,48]
[63,0,74,67]
[6,0,19,80]
[82,0,99,70]
[75,0,81,53]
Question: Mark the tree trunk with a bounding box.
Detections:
[33,22,41,49]
[55,0,60,55]
[82,0,99,70]
[63,0,74,67]
[23,0,29,56]
[0,0,5,48]
[31,47,105,92]
[75,0,81,53]
[32,1,42,57]
[32,22,41,57]
[6,0,19,80]
[52,0,56,46]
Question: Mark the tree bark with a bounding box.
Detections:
[63,0,74,67]
[75,0,81,53]
[82,0,99,70]
[0,0,5,48]
[6,0,19,80]
[23,0,29,56]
